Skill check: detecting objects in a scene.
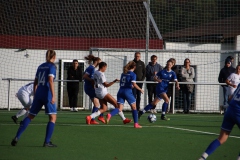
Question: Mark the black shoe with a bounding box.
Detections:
[43,141,57,147]
[11,137,18,146]
[138,111,143,119]
[161,115,170,121]
[11,116,18,124]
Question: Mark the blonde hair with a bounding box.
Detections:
[165,59,174,68]
[46,50,56,62]
[84,55,101,64]
[123,61,136,74]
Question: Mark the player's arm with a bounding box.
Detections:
[83,73,94,87]
[33,78,38,96]
[132,82,144,94]
[103,79,119,88]
[49,76,55,104]
[226,79,236,88]
[153,72,162,83]
[174,79,180,90]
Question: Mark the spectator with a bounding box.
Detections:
[225,65,240,101]
[218,58,235,108]
[181,58,195,114]
[226,56,234,65]
[67,59,83,112]
[146,55,163,110]
[132,52,146,111]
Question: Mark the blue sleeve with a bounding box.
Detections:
[85,67,93,75]
[156,71,162,79]
[35,67,39,79]
[49,65,56,79]
[172,72,177,80]
[132,72,136,82]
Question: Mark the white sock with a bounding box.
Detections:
[162,112,166,115]
[118,111,126,120]
[90,110,101,119]
[15,108,27,118]
[199,152,208,160]
[237,156,240,160]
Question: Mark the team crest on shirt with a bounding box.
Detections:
[169,74,172,77]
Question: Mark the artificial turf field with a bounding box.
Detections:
[0,110,239,160]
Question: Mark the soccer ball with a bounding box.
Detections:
[148,114,157,123]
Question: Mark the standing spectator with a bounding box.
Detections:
[67,59,83,112]
[226,56,234,66]
[146,55,163,110]
[132,52,146,111]
[181,58,195,114]
[225,65,240,100]
[218,58,235,108]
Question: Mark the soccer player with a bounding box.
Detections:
[11,82,34,124]
[199,84,240,160]
[86,62,131,124]
[83,54,105,124]
[138,59,180,120]
[11,50,58,147]
[226,65,240,100]
[106,61,144,128]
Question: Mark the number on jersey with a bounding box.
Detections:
[38,71,45,86]
[121,76,126,86]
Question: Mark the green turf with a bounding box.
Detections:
[0,111,239,160]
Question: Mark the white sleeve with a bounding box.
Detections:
[101,73,106,83]
[227,73,234,81]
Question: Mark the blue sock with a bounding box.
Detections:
[91,106,99,120]
[45,122,55,143]
[162,102,168,116]
[132,110,138,123]
[15,117,31,139]
[110,108,120,117]
[143,104,153,113]
[205,139,221,155]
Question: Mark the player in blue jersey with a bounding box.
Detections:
[199,85,240,160]
[105,61,144,128]
[11,50,57,147]
[83,54,105,124]
[138,59,180,120]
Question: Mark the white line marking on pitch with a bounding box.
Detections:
[1,123,239,139]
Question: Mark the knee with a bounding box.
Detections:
[28,114,35,120]
[49,115,57,123]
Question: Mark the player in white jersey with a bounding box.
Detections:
[86,62,131,124]
[226,65,240,99]
[11,82,34,124]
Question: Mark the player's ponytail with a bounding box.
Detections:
[46,50,56,62]
[123,61,136,74]
[85,55,101,64]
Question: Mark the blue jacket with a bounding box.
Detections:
[146,62,163,81]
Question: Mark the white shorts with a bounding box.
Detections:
[228,87,236,96]
[17,90,32,108]
[95,91,108,100]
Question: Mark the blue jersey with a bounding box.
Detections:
[119,71,136,89]
[35,62,56,99]
[156,69,177,91]
[84,65,95,89]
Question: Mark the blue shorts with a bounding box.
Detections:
[84,87,96,99]
[29,96,57,116]
[156,88,167,100]
[221,106,240,132]
[117,88,136,105]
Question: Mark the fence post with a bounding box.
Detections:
[172,82,175,114]
[7,79,11,111]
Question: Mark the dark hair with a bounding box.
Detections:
[184,58,190,65]
[99,62,107,69]
[84,55,101,64]
[151,55,157,60]
[46,50,56,62]
[165,59,174,68]
[227,56,234,60]
[123,61,136,74]
[235,65,240,73]
[135,52,140,56]
[169,58,176,65]
[73,59,78,63]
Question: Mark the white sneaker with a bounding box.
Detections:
[70,108,74,112]
[150,109,157,113]
[73,108,78,112]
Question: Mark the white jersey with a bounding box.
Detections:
[17,82,34,108]
[18,82,34,96]
[227,73,240,95]
[93,70,108,99]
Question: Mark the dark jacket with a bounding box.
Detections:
[67,66,83,87]
[133,59,146,81]
[146,62,163,81]
[218,66,235,83]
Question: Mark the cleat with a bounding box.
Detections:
[106,113,111,124]
[138,111,143,119]
[150,109,157,114]
[43,141,57,147]
[11,137,18,146]
[98,116,106,124]
[123,118,132,124]
[70,108,74,112]
[134,123,142,128]
[90,120,99,125]
[73,108,78,112]
[161,115,170,121]
[86,116,91,125]
[11,116,18,124]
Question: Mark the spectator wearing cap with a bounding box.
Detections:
[218,58,235,108]
[226,56,234,67]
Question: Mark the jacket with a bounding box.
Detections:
[67,66,83,87]
[133,59,146,81]
[218,66,235,83]
[146,62,163,81]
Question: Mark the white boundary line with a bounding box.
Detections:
[1,123,239,139]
